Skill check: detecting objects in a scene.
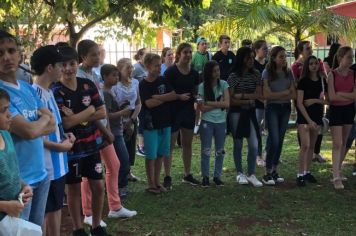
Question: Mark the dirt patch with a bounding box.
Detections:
[234,216,273,235]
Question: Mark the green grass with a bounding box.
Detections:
[103,129,356,236]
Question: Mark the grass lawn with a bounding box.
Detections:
[67,129,356,236]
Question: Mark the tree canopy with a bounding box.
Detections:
[0,0,202,47]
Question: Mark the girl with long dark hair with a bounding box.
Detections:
[227,47,263,187]
[197,60,230,187]
[296,55,328,186]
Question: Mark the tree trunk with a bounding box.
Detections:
[294,28,301,48]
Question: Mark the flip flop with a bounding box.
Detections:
[145,187,160,194]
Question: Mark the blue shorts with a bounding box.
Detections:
[143,127,171,160]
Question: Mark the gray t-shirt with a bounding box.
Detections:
[262,69,294,104]
[132,63,147,82]
[103,89,123,136]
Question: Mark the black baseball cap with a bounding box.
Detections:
[31,45,65,75]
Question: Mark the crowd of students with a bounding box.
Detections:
[0,29,356,236]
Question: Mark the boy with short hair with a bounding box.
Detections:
[212,35,235,81]
[0,30,56,227]
[0,88,33,224]
[52,46,109,236]
[31,45,76,236]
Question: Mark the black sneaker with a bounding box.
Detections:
[163,176,172,190]
[73,228,88,236]
[272,171,284,183]
[262,174,275,186]
[213,177,224,186]
[296,176,306,187]
[304,173,317,183]
[90,226,111,236]
[182,174,201,186]
[202,177,210,187]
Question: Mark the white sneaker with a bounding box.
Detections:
[246,174,263,187]
[236,174,248,185]
[83,215,107,227]
[108,207,137,218]
[194,124,200,134]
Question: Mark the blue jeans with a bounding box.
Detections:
[256,108,265,156]
[21,177,50,226]
[200,121,226,178]
[113,135,130,188]
[265,103,291,171]
[229,112,258,175]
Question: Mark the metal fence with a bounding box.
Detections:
[104,44,352,65]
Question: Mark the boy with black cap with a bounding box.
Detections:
[52,46,109,236]
[31,45,76,236]
[0,30,56,227]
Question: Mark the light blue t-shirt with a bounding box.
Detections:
[33,84,68,181]
[198,80,229,123]
[0,80,47,185]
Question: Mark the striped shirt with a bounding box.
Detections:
[227,70,262,94]
[33,84,68,180]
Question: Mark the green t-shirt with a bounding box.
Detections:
[0,130,22,221]
[198,80,229,123]
[191,51,211,74]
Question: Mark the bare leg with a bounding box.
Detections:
[67,183,83,230]
[331,126,344,189]
[180,128,194,176]
[88,179,104,228]
[306,127,319,171]
[45,210,62,236]
[298,125,310,174]
[145,159,156,189]
[154,157,164,187]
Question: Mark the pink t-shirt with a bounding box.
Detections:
[291,60,325,82]
[331,69,355,106]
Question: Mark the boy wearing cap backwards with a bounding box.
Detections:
[0,30,56,226]
[31,45,76,236]
[52,46,109,236]
[191,37,212,79]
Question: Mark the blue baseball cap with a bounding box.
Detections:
[196,37,207,45]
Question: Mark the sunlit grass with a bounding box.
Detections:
[101,129,356,236]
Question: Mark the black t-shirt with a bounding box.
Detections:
[139,76,173,129]
[254,59,267,109]
[297,76,327,124]
[164,64,199,112]
[52,77,104,159]
[351,64,356,73]
[212,50,235,81]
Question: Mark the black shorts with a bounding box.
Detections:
[45,175,66,213]
[66,153,103,184]
[297,104,323,125]
[171,108,196,132]
[329,103,355,126]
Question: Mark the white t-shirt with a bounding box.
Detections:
[112,79,139,110]
[32,84,68,180]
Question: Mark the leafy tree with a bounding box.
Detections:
[44,0,202,46]
[0,0,203,48]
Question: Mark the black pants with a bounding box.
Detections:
[125,121,138,167]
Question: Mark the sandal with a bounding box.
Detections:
[332,178,344,190]
[157,185,167,193]
[145,187,160,194]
